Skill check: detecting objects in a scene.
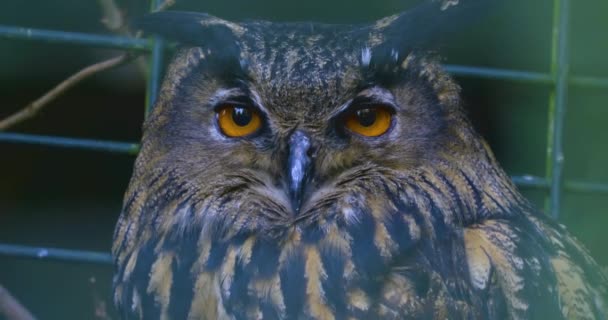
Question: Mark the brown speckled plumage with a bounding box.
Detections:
[112,1,608,319]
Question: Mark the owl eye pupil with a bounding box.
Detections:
[217,104,262,137]
[232,107,252,126]
[356,108,377,127]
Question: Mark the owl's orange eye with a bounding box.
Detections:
[344,107,392,137]
[217,105,262,137]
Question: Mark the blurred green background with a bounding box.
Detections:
[0,0,606,318]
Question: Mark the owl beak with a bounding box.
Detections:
[287,130,313,213]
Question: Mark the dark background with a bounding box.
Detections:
[1,0,607,318]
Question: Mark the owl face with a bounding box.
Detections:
[113,4,526,318]
[136,16,465,235]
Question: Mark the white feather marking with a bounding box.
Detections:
[439,0,459,10]
[390,48,399,62]
[361,47,372,67]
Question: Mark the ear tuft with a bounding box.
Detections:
[134,11,244,48]
[366,0,502,67]
[134,11,245,70]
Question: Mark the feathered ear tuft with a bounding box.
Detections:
[133,11,245,72]
[364,0,502,67]
[134,11,245,46]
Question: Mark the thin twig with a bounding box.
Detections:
[97,0,150,77]
[89,277,113,320]
[96,0,176,79]
[155,0,177,12]
[0,54,135,131]
[0,285,36,320]
[97,0,125,33]
[0,0,175,131]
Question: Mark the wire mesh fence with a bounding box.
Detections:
[0,0,605,296]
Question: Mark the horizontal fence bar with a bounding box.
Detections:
[0,243,112,265]
[1,25,607,88]
[570,75,608,89]
[512,175,608,195]
[446,65,608,88]
[1,133,607,194]
[0,25,150,51]
[0,132,139,154]
[565,180,608,194]
[445,65,553,84]
[511,175,550,188]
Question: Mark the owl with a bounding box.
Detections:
[112,1,608,319]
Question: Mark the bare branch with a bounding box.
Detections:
[0,0,175,131]
[96,0,178,80]
[0,54,135,131]
[0,285,36,320]
[97,0,151,78]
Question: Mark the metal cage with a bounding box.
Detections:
[0,0,606,316]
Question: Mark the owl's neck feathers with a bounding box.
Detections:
[408,60,531,226]
[425,130,531,225]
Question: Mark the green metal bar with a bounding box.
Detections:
[2,24,606,89]
[545,0,570,219]
[3,133,607,196]
[570,75,608,89]
[445,66,608,88]
[145,0,166,114]
[146,40,164,113]
[0,243,112,265]
[0,25,150,51]
[565,181,608,194]
[445,65,608,89]
[0,132,139,154]
[445,65,553,84]
[511,175,550,188]
[512,175,608,195]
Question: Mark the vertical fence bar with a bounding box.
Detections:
[546,0,570,219]
[145,0,166,115]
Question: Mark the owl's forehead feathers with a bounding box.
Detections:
[237,25,364,117]
[137,0,498,66]
[141,0,498,117]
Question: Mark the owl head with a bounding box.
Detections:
[113,1,525,318]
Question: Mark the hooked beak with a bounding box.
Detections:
[286,130,313,214]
